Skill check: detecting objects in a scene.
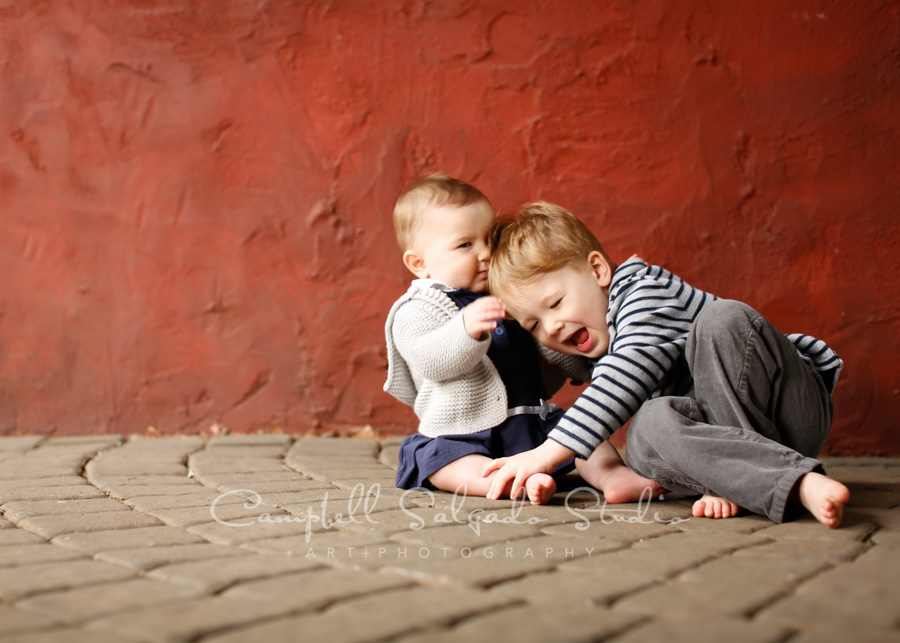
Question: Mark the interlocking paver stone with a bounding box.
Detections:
[0,434,895,642]
[221,567,412,610]
[16,578,204,623]
[51,525,206,554]
[207,435,293,447]
[0,559,133,599]
[186,516,323,545]
[0,543,86,567]
[0,476,92,489]
[609,616,790,643]
[145,552,320,591]
[391,603,643,643]
[89,594,313,641]
[0,604,61,635]
[490,567,659,606]
[240,529,390,557]
[0,436,45,452]
[125,492,250,513]
[2,498,132,521]
[788,627,900,643]
[202,585,515,643]
[3,628,147,643]
[755,554,900,629]
[95,543,250,571]
[16,511,164,539]
[0,529,46,546]
[0,485,107,503]
[613,552,831,616]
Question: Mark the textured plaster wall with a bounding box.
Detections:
[1,1,898,454]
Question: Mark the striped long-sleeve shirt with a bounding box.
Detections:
[548,258,844,459]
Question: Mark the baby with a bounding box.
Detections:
[384,176,663,504]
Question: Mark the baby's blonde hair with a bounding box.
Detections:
[489,201,613,298]
[392,174,490,251]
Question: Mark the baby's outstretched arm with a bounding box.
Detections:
[482,440,575,500]
[462,296,505,339]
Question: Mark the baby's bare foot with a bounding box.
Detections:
[798,472,849,528]
[525,473,557,505]
[692,494,740,519]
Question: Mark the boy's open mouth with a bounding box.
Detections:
[568,327,591,350]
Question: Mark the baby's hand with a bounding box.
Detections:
[462,296,505,340]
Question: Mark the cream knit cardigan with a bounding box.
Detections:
[384,282,590,438]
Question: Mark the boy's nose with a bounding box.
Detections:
[551,319,565,337]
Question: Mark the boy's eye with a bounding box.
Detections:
[550,297,562,309]
[529,321,539,332]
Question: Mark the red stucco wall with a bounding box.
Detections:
[1,2,898,454]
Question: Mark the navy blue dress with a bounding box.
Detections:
[395,288,575,489]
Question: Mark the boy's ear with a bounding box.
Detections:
[587,251,612,288]
[402,249,427,278]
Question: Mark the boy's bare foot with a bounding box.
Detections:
[692,494,740,519]
[524,473,557,505]
[798,471,850,528]
[576,442,666,504]
[597,466,667,504]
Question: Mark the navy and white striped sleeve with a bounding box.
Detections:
[547,263,712,459]
[787,333,843,392]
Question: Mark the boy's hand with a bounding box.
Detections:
[462,296,505,340]
[481,440,576,500]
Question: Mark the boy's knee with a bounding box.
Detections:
[695,300,756,335]
[627,398,695,454]
[689,299,759,353]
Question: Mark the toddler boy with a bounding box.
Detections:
[483,202,849,527]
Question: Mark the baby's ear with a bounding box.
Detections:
[402,249,426,278]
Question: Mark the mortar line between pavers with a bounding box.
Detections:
[416,597,531,636]
[742,560,842,620]
[597,534,784,613]
[598,548,739,611]
[187,438,343,523]
[284,436,387,480]
[22,436,48,452]
[768,628,806,643]
[470,541,637,593]
[405,596,648,643]
[852,524,879,559]
[379,589,535,643]
[199,562,330,597]
[602,566,716,611]
[223,581,505,643]
[75,443,123,482]
[1,438,135,537]
[76,436,239,558]
[9,575,206,627]
[189,436,301,492]
[81,436,209,504]
[145,577,422,643]
[4,571,144,604]
[181,437,357,544]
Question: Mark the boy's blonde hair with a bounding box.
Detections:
[489,201,613,297]
[392,174,490,251]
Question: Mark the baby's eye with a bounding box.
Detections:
[529,321,540,333]
[550,297,562,309]
[457,241,472,249]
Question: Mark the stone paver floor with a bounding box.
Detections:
[0,434,898,642]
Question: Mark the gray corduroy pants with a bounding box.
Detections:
[624,300,834,523]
